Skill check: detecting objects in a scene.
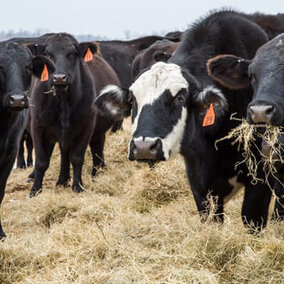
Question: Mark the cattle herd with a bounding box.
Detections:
[0,9,284,240]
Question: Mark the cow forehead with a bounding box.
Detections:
[130,62,188,105]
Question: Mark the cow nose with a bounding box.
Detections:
[52,73,68,85]
[9,94,28,109]
[130,138,162,160]
[248,105,275,124]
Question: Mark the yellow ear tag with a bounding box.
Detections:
[40,64,49,82]
[202,103,215,127]
[84,48,93,62]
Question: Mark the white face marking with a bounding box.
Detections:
[197,85,228,109]
[224,176,244,204]
[130,62,189,135]
[130,107,187,160]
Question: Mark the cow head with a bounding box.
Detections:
[95,62,228,161]
[0,42,54,111]
[27,33,98,89]
[207,34,284,126]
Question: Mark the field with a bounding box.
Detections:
[1,119,284,284]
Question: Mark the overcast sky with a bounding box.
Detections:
[1,0,283,39]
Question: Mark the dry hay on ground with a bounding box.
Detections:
[1,119,284,283]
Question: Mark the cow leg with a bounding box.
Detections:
[89,134,106,177]
[191,190,224,223]
[0,156,17,240]
[26,169,35,183]
[56,148,70,186]
[70,148,85,193]
[30,141,55,198]
[16,133,26,169]
[242,183,272,232]
[26,132,33,167]
[111,119,123,133]
[272,179,284,220]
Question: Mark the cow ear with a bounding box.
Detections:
[78,42,99,61]
[153,51,171,62]
[94,85,132,119]
[195,86,229,126]
[25,44,45,56]
[207,55,251,90]
[32,56,55,80]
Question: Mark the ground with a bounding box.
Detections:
[1,119,284,283]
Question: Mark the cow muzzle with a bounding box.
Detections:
[247,104,276,124]
[129,138,164,161]
[9,94,28,109]
[52,73,68,86]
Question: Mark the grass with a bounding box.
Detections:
[1,119,284,283]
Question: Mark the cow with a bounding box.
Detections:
[206,33,284,220]
[0,41,53,239]
[7,34,55,169]
[132,39,180,79]
[17,129,33,168]
[98,35,180,132]
[94,10,271,232]
[246,13,284,40]
[27,33,120,198]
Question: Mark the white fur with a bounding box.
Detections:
[197,85,228,109]
[99,84,123,101]
[130,62,188,135]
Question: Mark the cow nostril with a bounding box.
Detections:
[149,140,160,154]
[265,105,274,115]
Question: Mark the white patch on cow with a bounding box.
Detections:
[99,84,124,102]
[103,101,119,116]
[224,176,244,204]
[131,107,187,160]
[98,84,124,115]
[130,62,189,135]
[276,39,283,47]
[197,85,228,110]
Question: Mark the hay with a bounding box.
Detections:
[216,117,284,185]
[1,118,284,283]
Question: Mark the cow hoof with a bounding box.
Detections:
[29,188,42,198]
[72,184,85,193]
[56,179,70,187]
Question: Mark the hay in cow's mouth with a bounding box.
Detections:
[215,116,284,186]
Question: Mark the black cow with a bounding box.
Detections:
[0,41,52,239]
[246,13,284,40]
[94,10,271,231]
[28,33,120,197]
[207,33,284,219]
[132,39,180,79]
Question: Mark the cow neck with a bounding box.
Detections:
[55,86,71,150]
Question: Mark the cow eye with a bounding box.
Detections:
[67,52,76,59]
[174,90,187,105]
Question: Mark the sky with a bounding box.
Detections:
[0,0,283,39]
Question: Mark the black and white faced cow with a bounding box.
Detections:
[95,10,272,231]
[0,41,53,239]
[207,33,284,219]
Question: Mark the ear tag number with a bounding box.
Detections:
[84,48,93,62]
[202,103,215,127]
[41,64,49,82]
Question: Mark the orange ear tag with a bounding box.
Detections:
[202,103,215,127]
[40,64,49,82]
[84,48,93,62]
